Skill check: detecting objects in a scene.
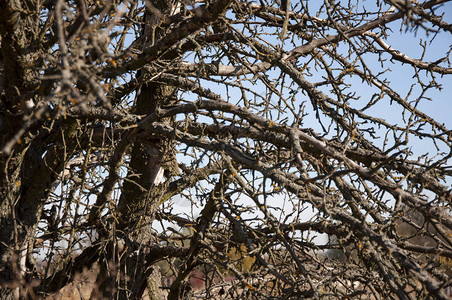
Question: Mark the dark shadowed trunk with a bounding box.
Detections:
[92,1,178,299]
[0,1,77,297]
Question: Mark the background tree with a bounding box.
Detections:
[0,0,451,299]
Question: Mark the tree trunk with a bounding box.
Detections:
[0,124,79,298]
[92,1,178,299]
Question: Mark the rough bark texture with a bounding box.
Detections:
[92,2,179,299]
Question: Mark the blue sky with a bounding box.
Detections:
[166,1,452,235]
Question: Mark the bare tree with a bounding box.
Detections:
[0,0,451,299]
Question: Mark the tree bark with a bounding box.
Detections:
[92,1,178,299]
[0,124,79,298]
